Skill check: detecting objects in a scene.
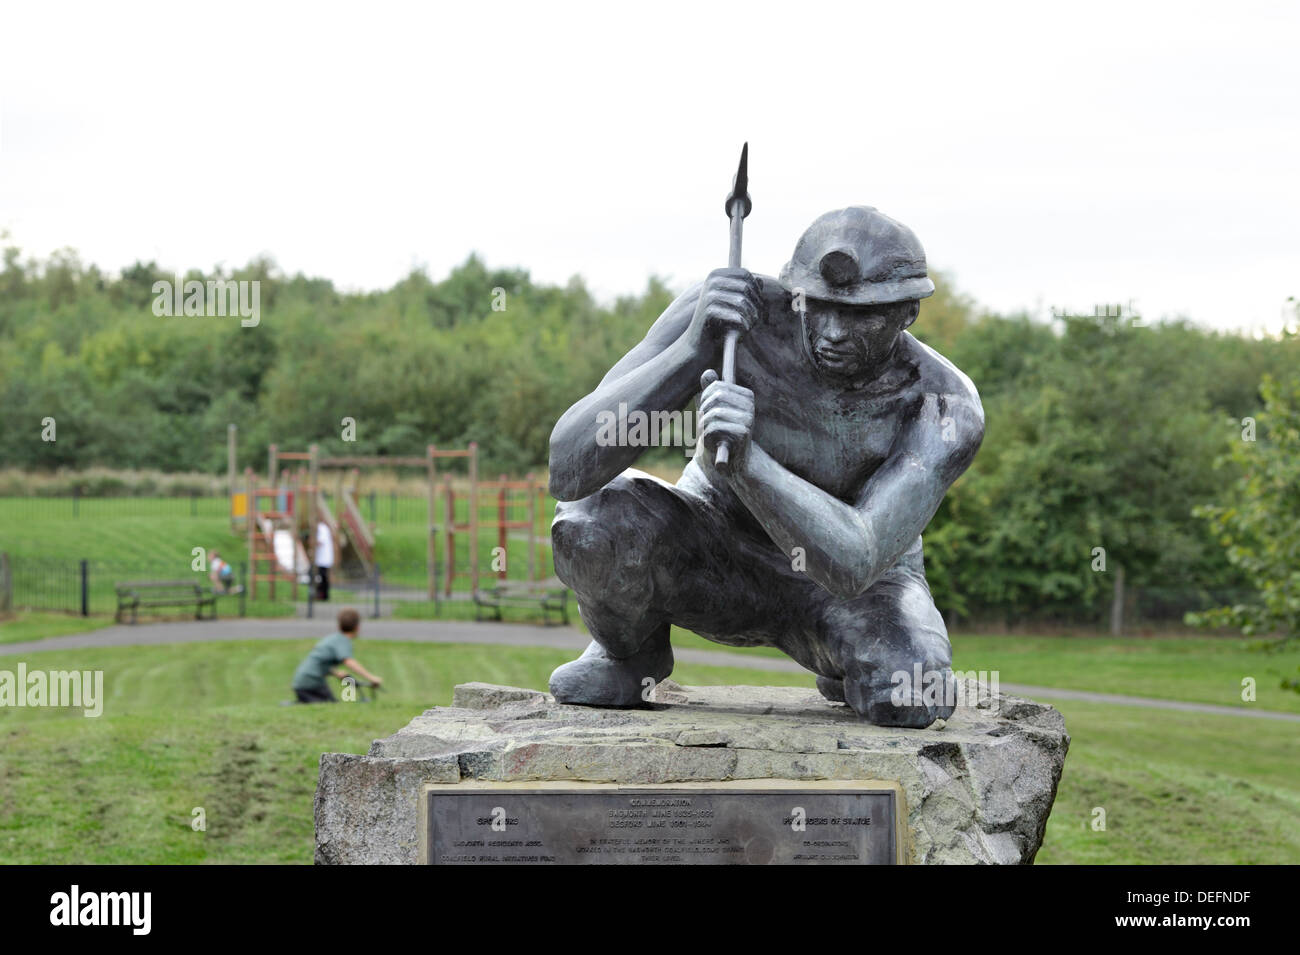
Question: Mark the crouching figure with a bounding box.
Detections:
[547,207,983,728]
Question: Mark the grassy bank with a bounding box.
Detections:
[1035,697,1300,864]
[0,640,812,863]
[1,639,1296,864]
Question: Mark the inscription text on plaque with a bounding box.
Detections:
[420,780,902,865]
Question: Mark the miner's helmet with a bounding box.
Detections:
[779,206,935,306]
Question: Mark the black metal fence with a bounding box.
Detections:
[0,553,436,621]
[6,557,90,614]
[3,492,450,525]
[0,492,229,520]
[0,554,247,619]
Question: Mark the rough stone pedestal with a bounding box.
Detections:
[315,680,1069,865]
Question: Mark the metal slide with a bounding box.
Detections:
[259,517,310,579]
[341,490,375,575]
[316,491,373,577]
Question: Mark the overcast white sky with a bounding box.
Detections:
[1,0,1296,332]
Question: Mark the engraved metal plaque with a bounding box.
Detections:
[421,781,899,865]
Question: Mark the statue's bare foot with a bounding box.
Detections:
[549,638,673,708]
[816,675,846,703]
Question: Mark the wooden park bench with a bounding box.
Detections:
[115,580,217,624]
[473,580,570,626]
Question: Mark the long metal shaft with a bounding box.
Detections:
[715,203,745,469]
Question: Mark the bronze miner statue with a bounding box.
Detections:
[546,149,983,728]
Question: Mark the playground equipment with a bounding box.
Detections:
[312,466,375,578]
[243,473,308,600]
[230,429,555,600]
[441,472,545,597]
[239,440,481,599]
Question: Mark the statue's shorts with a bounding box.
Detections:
[551,466,952,692]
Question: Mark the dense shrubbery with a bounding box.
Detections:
[0,247,676,477]
[2,244,1296,625]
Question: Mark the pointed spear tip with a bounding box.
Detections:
[725,142,753,219]
[732,143,749,196]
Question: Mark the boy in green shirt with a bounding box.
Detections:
[291,608,383,703]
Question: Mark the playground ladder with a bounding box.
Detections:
[244,470,299,600]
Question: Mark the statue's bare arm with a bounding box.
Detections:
[702,380,984,598]
[548,270,758,501]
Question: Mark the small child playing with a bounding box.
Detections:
[290,608,383,703]
[208,550,236,592]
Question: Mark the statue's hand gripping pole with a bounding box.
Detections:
[715,142,752,473]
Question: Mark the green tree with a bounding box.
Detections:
[1188,373,1300,660]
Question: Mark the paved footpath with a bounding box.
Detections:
[3,618,1297,722]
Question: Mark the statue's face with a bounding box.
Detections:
[800,297,919,380]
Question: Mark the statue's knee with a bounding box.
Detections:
[552,507,615,586]
[552,481,656,592]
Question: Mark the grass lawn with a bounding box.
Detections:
[4,498,1296,864]
[0,499,239,568]
[0,640,813,864]
[1034,697,1300,864]
[953,633,1300,715]
[1,638,1296,864]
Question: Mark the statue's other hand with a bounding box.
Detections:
[686,268,760,356]
[698,369,755,472]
